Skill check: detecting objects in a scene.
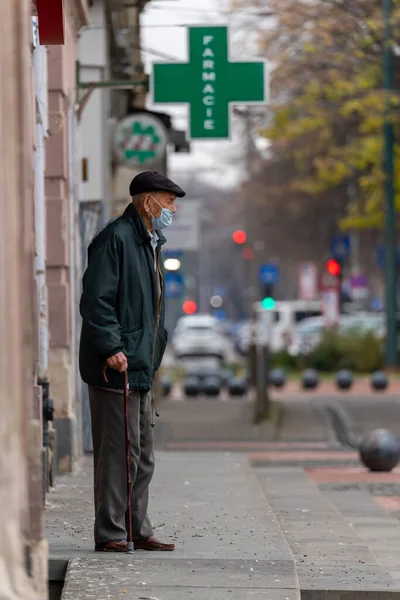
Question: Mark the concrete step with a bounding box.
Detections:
[324,487,400,587]
[256,467,400,599]
[48,453,301,600]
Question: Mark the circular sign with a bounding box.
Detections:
[114,113,168,168]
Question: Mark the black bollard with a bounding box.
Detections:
[370,371,389,391]
[203,375,221,397]
[228,377,248,397]
[269,368,287,389]
[335,369,353,391]
[301,368,319,390]
[184,376,201,398]
[359,429,400,472]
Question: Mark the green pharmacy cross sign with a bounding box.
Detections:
[152,26,268,140]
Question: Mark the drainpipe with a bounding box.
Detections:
[34,43,48,380]
[68,98,80,459]
[33,42,54,491]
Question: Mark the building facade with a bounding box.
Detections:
[0,2,45,595]
[0,0,88,596]
[45,0,89,474]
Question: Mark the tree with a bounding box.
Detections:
[231,0,400,230]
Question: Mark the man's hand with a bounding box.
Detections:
[107,352,128,373]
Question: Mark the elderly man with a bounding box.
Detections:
[79,171,185,552]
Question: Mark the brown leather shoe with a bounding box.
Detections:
[134,536,175,551]
[95,540,128,552]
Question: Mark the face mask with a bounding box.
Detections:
[149,195,174,230]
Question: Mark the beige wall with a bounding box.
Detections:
[46,3,88,472]
[0,1,47,597]
[0,0,90,595]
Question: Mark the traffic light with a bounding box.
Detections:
[261,283,275,310]
[232,230,247,244]
[242,247,254,260]
[182,300,197,315]
[326,259,342,277]
[261,296,276,310]
[323,258,343,313]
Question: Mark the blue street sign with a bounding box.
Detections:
[165,272,184,299]
[213,309,227,321]
[330,234,351,261]
[259,264,279,285]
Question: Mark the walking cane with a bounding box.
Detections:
[123,369,135,554]
[102,363,134,553]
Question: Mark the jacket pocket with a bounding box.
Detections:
[154,327,168,372]
[121,326,151,371]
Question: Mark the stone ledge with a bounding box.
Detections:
[257,467,400,598]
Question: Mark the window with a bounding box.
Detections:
[295,310,321,323]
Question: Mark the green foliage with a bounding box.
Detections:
[271,329,384,373]
[299,330,384,373]
[270,349,297,371]
[234,0,400,230]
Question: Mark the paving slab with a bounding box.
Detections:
[46,452,300,599]
[324,488,400,586]
[256,467,400,598]
[62,557,299,600]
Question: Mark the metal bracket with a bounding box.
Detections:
[75,61,149,119]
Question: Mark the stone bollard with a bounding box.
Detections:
[359,428,400,472]
[301,368,319,390]
[203,376,221,397]
[228,378,248,397]
[370,370,389,391]
[335,369,353,391]
[269,368,287,389]
[184,376,201,398]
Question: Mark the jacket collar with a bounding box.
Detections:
[123,203,167,247]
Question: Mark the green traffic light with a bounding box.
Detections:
[261,297,276,310]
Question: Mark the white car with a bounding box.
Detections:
[234,321,254,355]
[172,314,228,362]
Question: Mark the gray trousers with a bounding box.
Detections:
[89,385,155,543]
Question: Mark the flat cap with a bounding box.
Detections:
[129,171,186,198]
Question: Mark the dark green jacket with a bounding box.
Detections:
[79,204,167,391]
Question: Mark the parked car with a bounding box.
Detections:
[172,314,228,362]
[234,320,254,356]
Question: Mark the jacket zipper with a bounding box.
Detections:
[151,247,164,366]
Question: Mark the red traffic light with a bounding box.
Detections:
[182,300,197,315]
[326,259,341,276]
[233,230,247,245]
[242,247,255,260]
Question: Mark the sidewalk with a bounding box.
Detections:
[46,452,300,599]
[46,451,400,599]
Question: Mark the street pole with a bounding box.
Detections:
[383,0,397,367]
